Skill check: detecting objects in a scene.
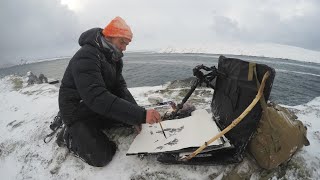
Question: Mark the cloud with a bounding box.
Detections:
[0,0,81,66]
[207,0,320,50]
[70,0,320,50]
[1,0,320,67]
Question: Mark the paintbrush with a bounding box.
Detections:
[159,112,168,139]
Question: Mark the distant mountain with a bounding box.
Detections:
[0,56,72,69]
[159,42,320,64]
[23,56,71,65]
[0,61,16,69]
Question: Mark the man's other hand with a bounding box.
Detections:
[146,109,161,124]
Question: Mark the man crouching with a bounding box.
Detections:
[58,16,160,167]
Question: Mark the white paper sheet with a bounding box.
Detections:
[127,109,231,155]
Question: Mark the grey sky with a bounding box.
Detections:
[1,0,320,67]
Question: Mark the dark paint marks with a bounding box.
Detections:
[155,126,184,135]
[156,146,164,150]
[12,121,24,129]
[164,138,179,146]
[6,120,17,127]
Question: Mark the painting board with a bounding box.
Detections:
[127,109,231,155]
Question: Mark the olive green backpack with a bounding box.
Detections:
[249,70,310,170]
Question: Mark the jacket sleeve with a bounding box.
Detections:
[71,51,146,125]
[116,74,138,105]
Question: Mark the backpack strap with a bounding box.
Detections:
[252,63,268,109]
[253,66,280,153]
[248,62,256,81]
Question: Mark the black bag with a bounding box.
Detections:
[157,55,276,165]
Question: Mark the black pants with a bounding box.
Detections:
[64,119,118,167]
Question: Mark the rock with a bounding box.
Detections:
[148,96,163,104]
[167,77,214,89]
[167,77,197,89]
[222,156,260,180]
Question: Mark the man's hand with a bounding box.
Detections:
[146,109,161,124]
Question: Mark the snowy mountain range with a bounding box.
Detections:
[159,42,320,64]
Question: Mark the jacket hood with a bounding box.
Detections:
[78,28,104,49]
[78,28,123,66]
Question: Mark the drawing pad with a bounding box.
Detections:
[127,109,231,155]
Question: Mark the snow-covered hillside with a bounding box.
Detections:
[0,75,319,179]
[159,42,320,64]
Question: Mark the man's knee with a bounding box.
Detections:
[89,156,111,167]
[87,141,117,167]
[65,122,117,167]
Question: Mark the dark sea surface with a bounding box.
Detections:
[1,52,320,106]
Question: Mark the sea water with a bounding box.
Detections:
[0,52,319,106]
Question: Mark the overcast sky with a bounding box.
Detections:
[0,0,320,67]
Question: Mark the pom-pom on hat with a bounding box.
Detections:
[102,16,133,41]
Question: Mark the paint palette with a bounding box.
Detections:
[127,109,231,155]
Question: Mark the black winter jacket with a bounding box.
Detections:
[59,28,146,126]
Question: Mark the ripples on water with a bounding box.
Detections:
[0,53,319,106]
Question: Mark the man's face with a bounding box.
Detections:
[110,37,130,52]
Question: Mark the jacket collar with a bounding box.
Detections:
[100,36,124,62]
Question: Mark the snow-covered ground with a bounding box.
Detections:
[0,75,319,179]
[159,42,320,64]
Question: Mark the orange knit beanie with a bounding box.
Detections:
[102,16,133,41]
